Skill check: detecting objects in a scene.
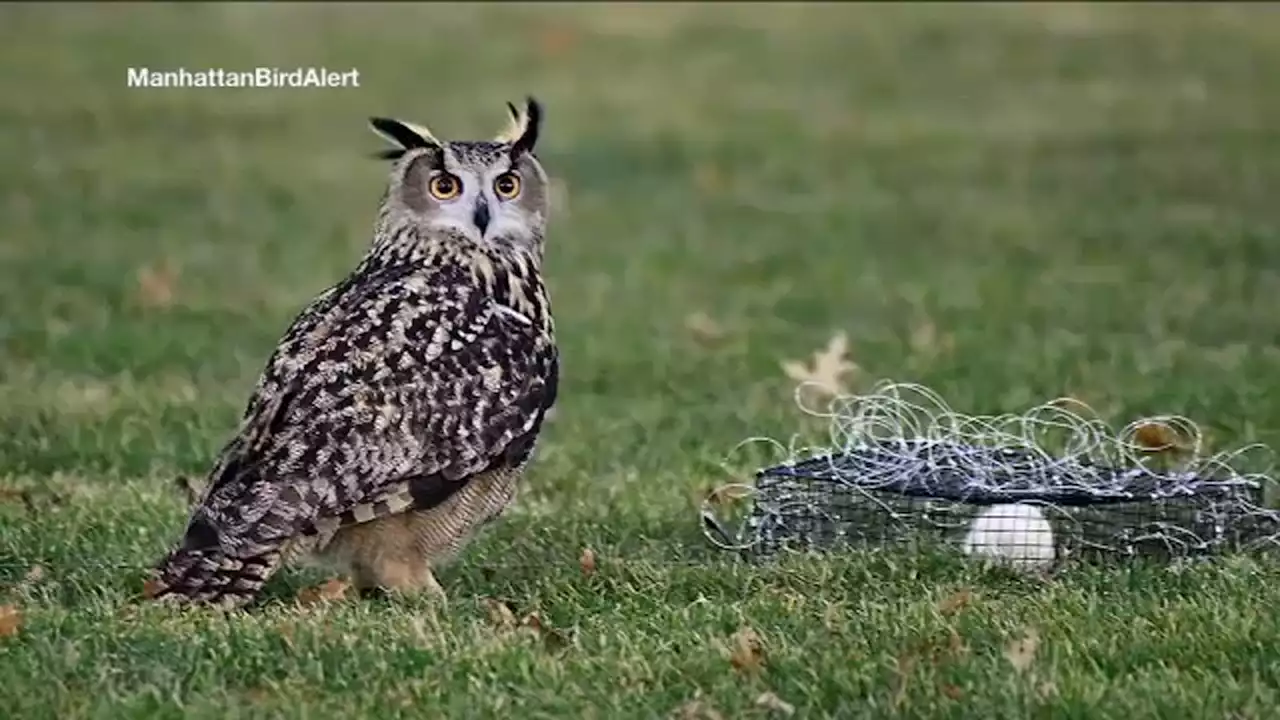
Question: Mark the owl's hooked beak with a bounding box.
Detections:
[472,200,491,235]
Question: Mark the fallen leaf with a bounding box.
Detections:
[781,332,859,402]
[0,487,23,505]
[728,626,765,674]
[755,691,795,716]
[136,260,180,309]
[937,589,972,616]
[0,605,21,637]
[685,311,727,346]
[141,578,162,600]
[704,484,751,507]
[941,684,964,700]
[579,547,597,577]
[1133,423,1185,453]
[1004,627,1040,674]
[480,597,517,630]
[296,577,351,606]
[520,611,572,652]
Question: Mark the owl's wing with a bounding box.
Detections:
[181,277,557,562]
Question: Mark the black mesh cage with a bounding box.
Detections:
[702,384,1280,568]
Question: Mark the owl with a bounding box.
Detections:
[146,97,559,609]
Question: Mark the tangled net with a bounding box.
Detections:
[701,381,1280,568]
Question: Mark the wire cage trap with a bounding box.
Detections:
[701,382,1280,570]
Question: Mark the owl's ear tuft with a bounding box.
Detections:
[368,117,442,153]
[493,102,524,143]
[495,97,542,157]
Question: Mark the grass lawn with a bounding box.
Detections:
[4,2,1280,717]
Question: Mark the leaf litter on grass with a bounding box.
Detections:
[295,577,351,606]
[1004,626,1040,675]
[781,331,859,406]
[755,691,796,716]
[579,547,597,576]
[727,625,766,675]
[0,604,22,637]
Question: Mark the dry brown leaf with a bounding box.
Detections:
[579,547,597,577]
[1004,627,1040,674]
[141,578,162,600]
[519,611,571,652]
[296,577,351,606]
[937,589,972,616]
[781,332,859,401]
[1133,423,1186,453]
[480,597,518,630]
[685,311,727,346]
[136,260,180,309]
[941,684,964,700]
[0,487,23,505]
[704,484,751,507]
[755,691,796,716]
[0,605,22,637]
[728,626,765,674]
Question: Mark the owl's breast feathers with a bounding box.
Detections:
[185,247,558,560]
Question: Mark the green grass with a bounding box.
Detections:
[4,2,1280,717]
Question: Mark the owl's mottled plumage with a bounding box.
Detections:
[147,98,559,609]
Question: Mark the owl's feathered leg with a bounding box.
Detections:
[146,544,284,610]
[351,560,448,606]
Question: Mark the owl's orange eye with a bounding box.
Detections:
[493,172,521,200]
[428,173,462,200]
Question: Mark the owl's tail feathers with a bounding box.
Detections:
[144,546,283,610]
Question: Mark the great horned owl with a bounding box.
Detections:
[147,97,559,609]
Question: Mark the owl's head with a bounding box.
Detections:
[370,97,549,254]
